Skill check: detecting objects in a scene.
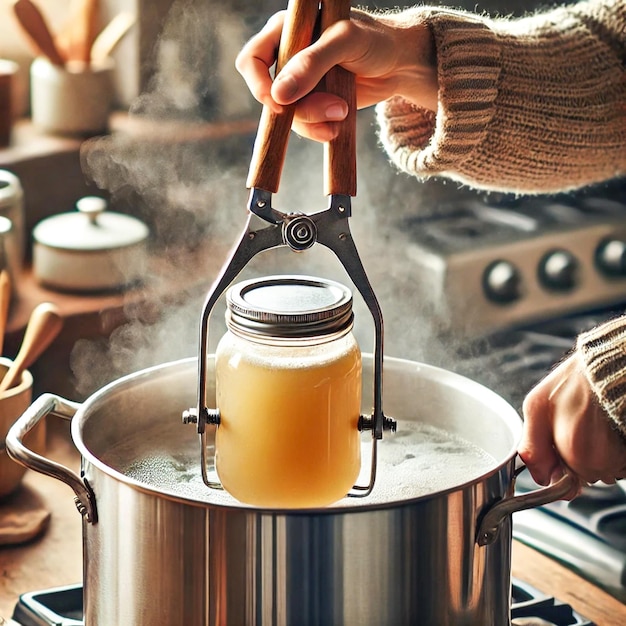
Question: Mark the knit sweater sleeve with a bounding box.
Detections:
[375,0,626,194]
[577,317,626,438]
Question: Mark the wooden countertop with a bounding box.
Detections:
[1,427,625,624]
[511,543,626,625]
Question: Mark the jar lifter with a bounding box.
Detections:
[183,0,397,497]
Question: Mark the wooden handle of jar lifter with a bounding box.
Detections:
[321,0,357,197]
[246,0,356,197]
[246,0,320,193]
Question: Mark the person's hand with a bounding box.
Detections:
[235,9,438,142]
[519,353,626,499]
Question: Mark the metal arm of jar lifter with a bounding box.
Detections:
[182,0,397,496]
[183,187,397,495]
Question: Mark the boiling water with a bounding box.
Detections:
[103,420,497,508]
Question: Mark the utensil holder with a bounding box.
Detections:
[30,56,115,136]
[0,358,38,498]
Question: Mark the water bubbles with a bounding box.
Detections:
[110,420,496,508]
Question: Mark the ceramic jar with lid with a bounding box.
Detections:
[32,196,149,293]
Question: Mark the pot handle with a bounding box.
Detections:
[476,464,575,546]
[5,393,97,524]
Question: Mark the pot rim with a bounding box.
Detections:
[71,355,522,514]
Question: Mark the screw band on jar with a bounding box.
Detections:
[225,275,355,339]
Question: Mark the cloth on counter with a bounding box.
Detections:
[0,485,50,546]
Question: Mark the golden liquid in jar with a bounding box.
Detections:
[215,334,361,508]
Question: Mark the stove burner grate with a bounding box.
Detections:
[511,579,593,625]
[11,581,593,625]
[452,329,573,410]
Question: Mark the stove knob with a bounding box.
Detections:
[538,249,578,291]
[483,260,521,303]
[595,238,626,276]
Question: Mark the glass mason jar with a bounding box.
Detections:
[215,275,362,508]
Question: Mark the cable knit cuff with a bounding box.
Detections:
[376,2,626,193]
[376,9,501,182]
[576,317,626,440]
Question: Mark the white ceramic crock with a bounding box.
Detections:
[32,196,149,293]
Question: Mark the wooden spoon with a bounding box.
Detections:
[56,0,99,65]
[0,302,63,393]
[90,12,135,64]
[79,0,99,65]
[12,0,66,67]
[0,271,11,357]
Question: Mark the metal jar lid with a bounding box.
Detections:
[33,196,149,252]
[226,275,354,339]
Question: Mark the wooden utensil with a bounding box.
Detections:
[12,0,66,67]
[56,0,99,65]
[90,12,135,64]
[79,0,99,65]
[0,271,11,357]
[0,302,63,393]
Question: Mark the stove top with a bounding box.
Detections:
[403,193,626,254]
[10,580,593,626]
[396,183,626,336]
[453,308,621,411]
[511,579,593,625]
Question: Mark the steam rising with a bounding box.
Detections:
[75,0,460,399]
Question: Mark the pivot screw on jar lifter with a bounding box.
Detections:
[182,0,397,499]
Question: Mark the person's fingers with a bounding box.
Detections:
[294,92,348,123]
[272,18,368,105]
[519,386,561,486]
[279,92,346,142]
[549,365,623,483]
[235,12,286,113]
[292,120,340,142]
[520,352,626,494]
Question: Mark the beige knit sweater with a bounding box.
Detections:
[375,0,626,436]
[377,0,626,195]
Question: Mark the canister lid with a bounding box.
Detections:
[33,196,149,252]
[226,275,354,338]
[0,170,23,210]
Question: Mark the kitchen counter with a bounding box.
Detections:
[1,426,625,624]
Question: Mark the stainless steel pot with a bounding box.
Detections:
[6,355,570,625]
